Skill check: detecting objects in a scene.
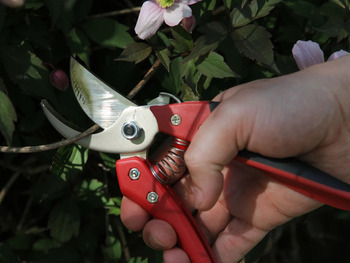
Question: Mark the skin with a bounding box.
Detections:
[121,55,350,263]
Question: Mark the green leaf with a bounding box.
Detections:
[182,22,227,64]
[232,24,279,73]
[0,244,17,263]
[48,197,80,243]
[283,0,317,18]
[116,42,152,64]
[44,0,77,34]
[156,48,171,71]
[156,57,183,94]
[231,0,281,28]
[50,145,88,182]
[0,46,56,102]
[68,27,91,64]
[6,233,31,251]
[102,235,122,261]
[196,52,239,79]
[182,83,200,102]
[171,25,194,53]
[0,90,17,146]
[80,18,134,49]
[33,238,57,252]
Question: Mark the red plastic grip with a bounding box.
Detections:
[116,157,217,263]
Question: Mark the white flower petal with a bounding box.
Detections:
[187,0,201,5]
[292,40,324,70]
[135,1,165,39]
[327,50,349,61]
[164,3,192,26]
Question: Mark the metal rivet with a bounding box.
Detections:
[171,114,181,126]
[122,121,142,140]
[147,192,159,203]
[129,168,140,180]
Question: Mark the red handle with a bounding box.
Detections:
[116,157,217,263]
[150,102,350,211]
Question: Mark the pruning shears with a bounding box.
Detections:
[41,57,350,263]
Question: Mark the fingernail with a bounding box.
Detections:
[194,186,203,209]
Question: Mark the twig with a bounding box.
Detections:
[17,196,33,231]
[87,7,141,19]
[0,172,21,204]
[0,124,100,153]
[115,217,131,261]
[127,58,162,99]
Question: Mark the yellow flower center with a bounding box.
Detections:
[157,0,174,8]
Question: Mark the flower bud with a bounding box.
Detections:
[0,0,24,8]
[181,16,196,33]
[50,69,69,91]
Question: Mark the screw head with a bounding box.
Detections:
[171,114,181,126]
[147,192,159,203]
[129,168,140,180]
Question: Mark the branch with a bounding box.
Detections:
[87,7,141,19]
[0,172,20,204]
[127,58,161,99]
[0,124,100,153]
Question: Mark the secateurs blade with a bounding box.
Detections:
[41,57,350,263]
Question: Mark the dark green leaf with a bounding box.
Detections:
[0,46,56,102]
[80,18,134,49]
[44,0,77,33]
[183,22,227,64]
[33,238,57,252]
[68,28,91,64]
[116,42,152,64]
[156,48,171,71]
[35,247,80,263]
[48,197,80,243]
[6,233,31,251]
[232,24,279,73]
[196,52,239,79]
[0,91,17,146]
[156,57,182,94]
[182,83,200,101]
[171,25,194,53]
[231,0,281,27]
[50,145,88,182]
[102,235,122,261]
[0,244,17,263]
[283,0,317,18]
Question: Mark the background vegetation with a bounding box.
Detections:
[0,0,350,262]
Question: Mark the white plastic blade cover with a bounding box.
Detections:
[70,57,136,129]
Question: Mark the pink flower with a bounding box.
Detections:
[50,69,69,91]
[181,15,196,33]
[135,0,201,40]
[292,40,349,70]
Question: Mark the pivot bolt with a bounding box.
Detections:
[129,168,140,180]
[171,114,181,126]
[122,121,142,140]
[147,192,159,204]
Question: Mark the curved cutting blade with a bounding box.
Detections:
[70,57,136,129]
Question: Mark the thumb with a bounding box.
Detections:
[184,87,254,210]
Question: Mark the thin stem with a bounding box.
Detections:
[87,7,141,19]
[0,172,21,204]
[127,58,162,99]
[0,124,99,153]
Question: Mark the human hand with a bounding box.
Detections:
[121,55,350,262]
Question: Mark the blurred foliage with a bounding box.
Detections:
[0,0,350,262]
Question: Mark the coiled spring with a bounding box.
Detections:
[151,138,189,185]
